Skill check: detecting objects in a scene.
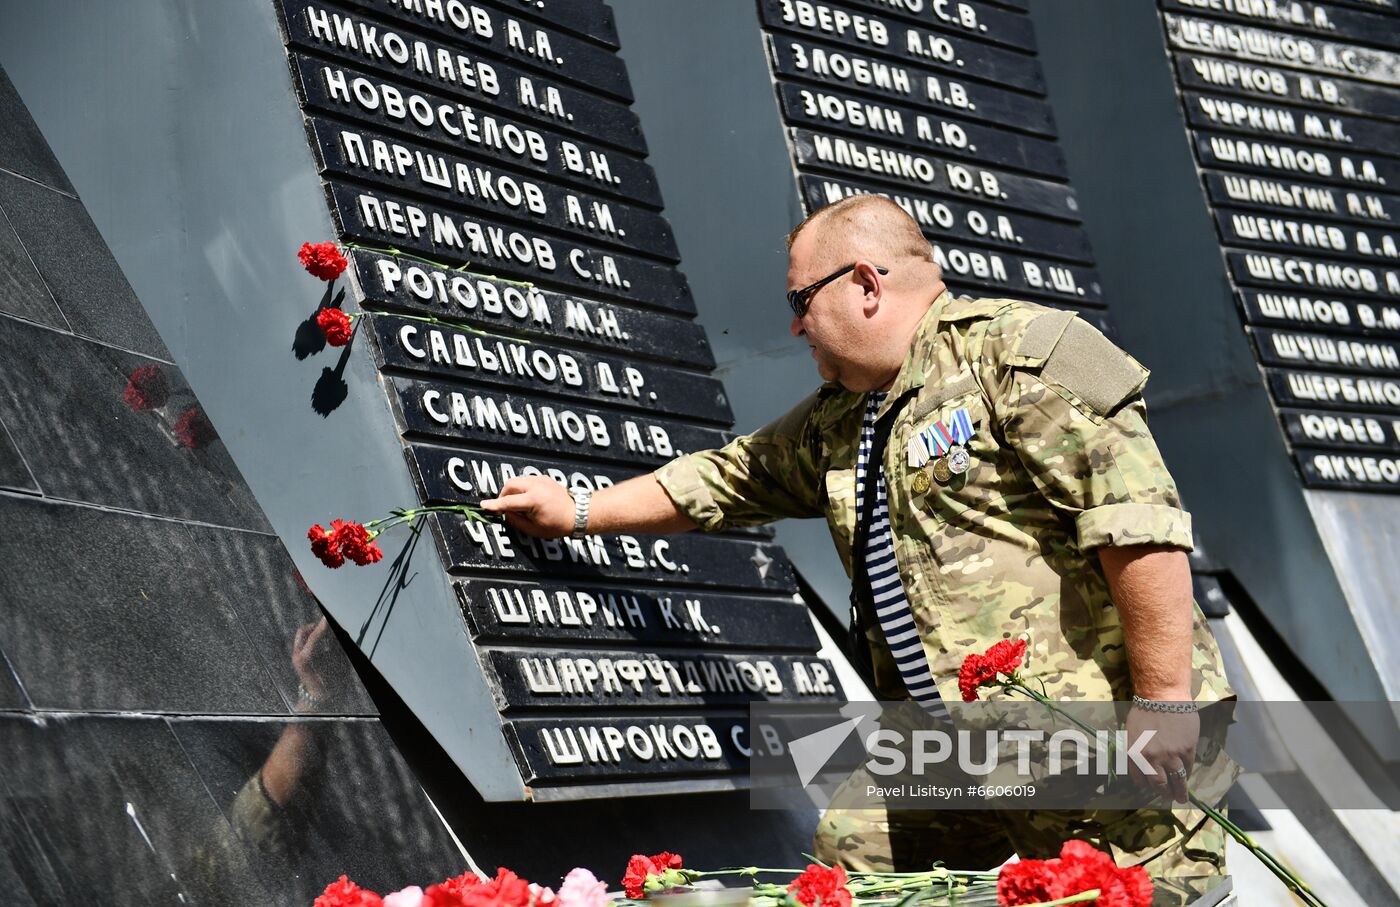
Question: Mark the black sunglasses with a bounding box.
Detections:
[787,263,890,318]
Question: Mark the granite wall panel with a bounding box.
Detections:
[0,54,467,904]
[0,496,288,713]
[0,315,269,530]
[0,207,66,331]
[0,171,170,360]
[172,718,465,904]
[0,416,37,494]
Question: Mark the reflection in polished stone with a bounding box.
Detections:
[173,718,466,903]
[182,523,376,717]
[0,776,64,907]
[0,495,287,713]
[0,316,269,529]
[0,714,277,906]
[0,170,170,359]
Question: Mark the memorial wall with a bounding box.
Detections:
[1158,0,1400,494]
[274,0,840,796]
[756,0,1112,332]
[0,0,852,872]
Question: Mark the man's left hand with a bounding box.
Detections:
[1126,703,1198,804]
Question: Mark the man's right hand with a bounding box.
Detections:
[480,475,577,538]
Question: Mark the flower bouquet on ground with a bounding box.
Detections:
[316,845,1157,907]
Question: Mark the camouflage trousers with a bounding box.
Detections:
[813,767,1227,907]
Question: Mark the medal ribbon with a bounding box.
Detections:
[931,421,955,456]
[949,408,974,446]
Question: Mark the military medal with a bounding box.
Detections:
[922,420,956,484]
[947,445,971,475]
[911,470,931,495]
[946,408,975,476]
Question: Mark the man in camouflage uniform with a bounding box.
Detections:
[484,196,1233,901]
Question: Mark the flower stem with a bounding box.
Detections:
[998,682,1329,907]
[1188,794,1328,907]
[1010,891,1100,907]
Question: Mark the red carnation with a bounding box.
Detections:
[316,307,355,346]
[789,864,852,907]
[997,841,1151,907]
[123,364,169,411]
[437,872,485,898]
[315,875,384,907]
[958,654,996,702]
[308,523,344,569]
[984,638,1027,676]
[959,637,1027,702]
[622,852,684,899]
[299,241,348,281]
[423,884,468,907]
[336,520,384,566]
[995,860,1055,904]
[173,405,217,450]
[458,868,532,907]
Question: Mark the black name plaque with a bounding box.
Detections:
[310,119,678,261]
[388,376,732,465]
[764,33,1055,135]
[292,55,663,206]
[790,128,1082,221]
[284,0,645,153]
[349,251,716,369]
[330,184,694,309]
[802,173,1094,262]
[367,314,732,423]
[481,647,839,710]
[458,578,815,650]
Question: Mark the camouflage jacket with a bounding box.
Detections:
[655,293,1232,705]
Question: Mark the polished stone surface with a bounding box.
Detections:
[0,495,287,713]
[173,718,466,903]
[183,523,376,717]
[0,316,270,529]
[0,652,27,710]
[0,68,74,194]
[0,216,66,330]
[0,714,276,906]
[0,778,62,907]
[0,171,169,360]
[0,418,38,493]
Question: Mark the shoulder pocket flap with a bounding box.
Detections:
[1040,318,1149,416]
[1012,308,1075,367]
[911,373,979,421]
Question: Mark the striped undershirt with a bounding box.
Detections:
[856,392,948,715]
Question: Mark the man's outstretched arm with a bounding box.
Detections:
[480,474,697,539]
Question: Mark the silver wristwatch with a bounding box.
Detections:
[1131,695,1197,714]
[570,487,592,538]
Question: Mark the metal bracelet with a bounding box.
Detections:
[1131,695,1197,713]
[570,487,592,539]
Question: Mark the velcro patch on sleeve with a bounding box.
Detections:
[1040,318,1149,416]
[1012,309,1075,367]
